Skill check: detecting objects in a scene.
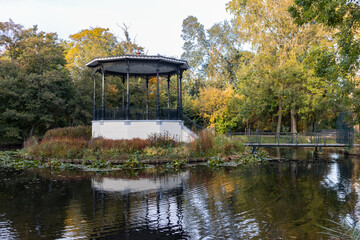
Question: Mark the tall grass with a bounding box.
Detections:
[189,129,244,157]
[26,137,88,159]
[320,220,360,240]
[88,138,151,153]
[148,131,178,148]
[23,127,247,161]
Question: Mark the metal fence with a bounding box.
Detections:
[227,131,354,146]
[94,108,179,121]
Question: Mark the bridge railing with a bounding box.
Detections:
[227,131,353,146]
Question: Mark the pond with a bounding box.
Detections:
[0,150,359,239]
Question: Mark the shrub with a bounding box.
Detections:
[26,137,87,159]
[148,131,178,148]
[43,126,92,141]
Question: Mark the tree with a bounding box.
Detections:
[290,0,360,125]
[195,85,242,133]
[227,0,336,132]
[181,16,241,92]
[65,27,120,79]
[0,19,23,62]
[117,23,144,55]
[290,0,360,73]
[0,23,72,141]
[64,27,145,126]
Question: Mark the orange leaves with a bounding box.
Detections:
[107,83,119,96]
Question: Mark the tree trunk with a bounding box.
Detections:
[290,108,297,133]
[276,97,282,133]
[29,123,36,137]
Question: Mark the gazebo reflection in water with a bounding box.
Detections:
[86,55,199,142]
[90,172,190,239]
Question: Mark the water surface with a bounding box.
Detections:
[1,150,360,239]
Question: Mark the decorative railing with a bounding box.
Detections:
[182,113,202,132]
[94,108,179,121]
[226,131,354,146]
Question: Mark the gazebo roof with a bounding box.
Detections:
[86,54,189,75]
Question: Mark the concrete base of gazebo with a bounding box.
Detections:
[92,120,195,142]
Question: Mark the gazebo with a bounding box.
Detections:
[86,54,195,142]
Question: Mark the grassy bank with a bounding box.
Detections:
[6,126,269,170]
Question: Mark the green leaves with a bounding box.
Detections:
[0,21,72,141]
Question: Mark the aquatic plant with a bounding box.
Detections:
[88,159,112,169]
[207,156,224,167]
[320,219,360,240]
[46,159,62,169]
[123,152,144,169]
[167,159,187,169]
[0,151,42,169]
[236,147,270,164]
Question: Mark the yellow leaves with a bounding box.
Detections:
[65,28,118,79]
[196,85,239,126]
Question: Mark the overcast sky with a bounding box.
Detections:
[1,0,232,57]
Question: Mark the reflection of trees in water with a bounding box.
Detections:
[179,162,357,239]
[0,168,86,239]
[1,155,360,239]
[322,158,360,229]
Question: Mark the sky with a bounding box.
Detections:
[1,0,232,58]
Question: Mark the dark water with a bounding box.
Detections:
[1,151,360,239]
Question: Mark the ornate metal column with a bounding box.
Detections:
[126,60,130,120]
[101,66,105,120]
[179,70,183,119]
[93,70,96,120]
[167,74,170,119]
[122,75,125,118]
[146,76,149,120]
[176,68,180,119]
[156,64,160,120]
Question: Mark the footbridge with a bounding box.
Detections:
[227,131,355,152]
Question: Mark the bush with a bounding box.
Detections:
[148,131,178,148]
[26,137,87,159]
[43,126,92,140]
